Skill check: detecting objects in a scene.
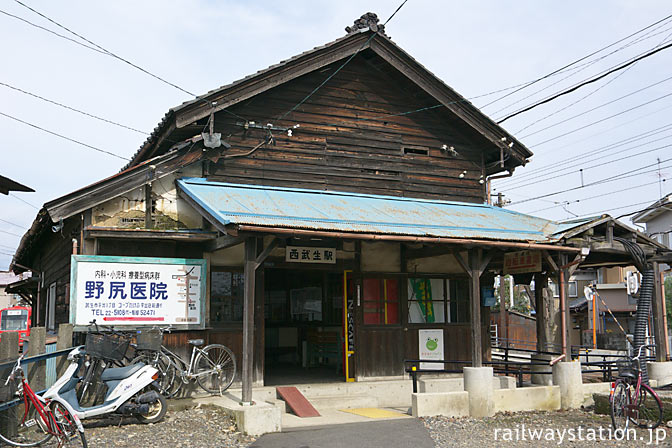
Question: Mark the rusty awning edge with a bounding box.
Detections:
[234,224,581,252]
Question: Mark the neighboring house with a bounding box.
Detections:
[633,194,672,270]
[9,14,671,392]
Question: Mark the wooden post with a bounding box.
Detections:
[558,254,570,361]
[534,272,548,353]
[652,263,668,362]
[26,327,46,392]
[144,184,152,229]
[469,249,482,367]
[241,237,257,404]
[56,324,73,377]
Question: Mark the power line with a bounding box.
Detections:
[0,111,129,161]
[0,229,22,238]
[525,91,672,147]
[504,142,672,192]
[480,13,672,110]
[10,0,246,122]
[517,74,672,139]
[9,192,39,210]
[0,81,147,134]
[0,8,107,55]
[507,157,672,206]
[527,178,666,214]
[0,217,28,229]
[497,40,672,124]
[498,122,672,185]
[277,0,410,122]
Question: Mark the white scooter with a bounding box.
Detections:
[42,346,167,423]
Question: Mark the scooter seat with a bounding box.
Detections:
[100,362,145,382]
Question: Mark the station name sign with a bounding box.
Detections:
[70,255,206,329]
[503,250,542,275]
[285,246,336,264]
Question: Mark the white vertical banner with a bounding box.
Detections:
[419,329,444,370]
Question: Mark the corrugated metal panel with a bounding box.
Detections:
[45,343,57,387]
[178,178,564,242]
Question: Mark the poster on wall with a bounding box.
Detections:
[70,255,206,329]
[419,329,444,370]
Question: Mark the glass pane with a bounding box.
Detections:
[407,278,445,323]
[210,271,244,322]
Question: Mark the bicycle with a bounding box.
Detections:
[134,326,236,396]
[128,328,175,397]
[609,344,663,430]
[0,353,86,447]
[77,321,130,407]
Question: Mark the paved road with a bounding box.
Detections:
[250,419,434,448]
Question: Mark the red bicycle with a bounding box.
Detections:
[0,353,86,447]
[610,344,663,431]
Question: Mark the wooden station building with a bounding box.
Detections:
[10,14,671,402]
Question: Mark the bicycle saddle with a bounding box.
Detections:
[189,339,204,346]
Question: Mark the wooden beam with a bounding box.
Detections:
[144,183,152,229]
[255,237,279,269]
[241,237,257,404]
[469,249,482,367]
[478,250,494,275]
[204,234,245,252]
[542,250,559,273]
[452,250,471,278]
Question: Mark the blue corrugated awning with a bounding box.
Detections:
[177,178,568,243]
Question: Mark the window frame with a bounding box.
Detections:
[209,268,245,327]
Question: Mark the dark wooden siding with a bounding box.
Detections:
[491,310,537,349]
[206,53,487,203]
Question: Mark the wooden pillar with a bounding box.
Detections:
[558,254,571,361]
[534,272,548,353]
[469,249,482,367]
[144,184,152,229]
[241,237,257,404]
[652,262,668,362]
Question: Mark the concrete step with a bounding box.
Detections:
[298,394,378,411]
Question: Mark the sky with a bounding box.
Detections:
[1,0,672,269]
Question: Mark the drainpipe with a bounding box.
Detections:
[486,171,514,206]
[72,238,78,255]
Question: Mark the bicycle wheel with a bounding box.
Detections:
[194,344,236,394]
[0,384,53,447]
[160,349,185,398]
[610,380,630,432]
[49,401,87,448]
[131,351,175,397]
[631,383,663,429]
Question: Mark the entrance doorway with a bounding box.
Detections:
[264,268,344,385]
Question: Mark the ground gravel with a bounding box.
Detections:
[83,406,255,448]
[423,409,672,447]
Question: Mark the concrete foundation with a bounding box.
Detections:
[552,361,583,409]
[463,367,494,418]
[648,362,672,387]
[493,386,560,413]
[418,375,515,393]
[192,394,282,436]
[411,391,469,418]
[581,382,611,407]
[530,354,553,386]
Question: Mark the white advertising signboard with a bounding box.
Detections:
[419,329,444,370]
[70,255,206,329]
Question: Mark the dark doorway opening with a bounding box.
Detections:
[264,268,344,385]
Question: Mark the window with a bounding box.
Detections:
[550,280,578,298]
[402,146,429,156]
[408,278,470,324]
[210,271,244,323]
[46,282,56,332]
[363,278,399,325]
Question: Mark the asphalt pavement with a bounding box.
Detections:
[250,419,435,448]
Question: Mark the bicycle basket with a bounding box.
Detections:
[136,329,163,351]
[85,332,130,361]
[616,357,636,378]
[0,379,17,402]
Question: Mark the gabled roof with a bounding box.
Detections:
[632,194,672,223]
[126,27,533,170]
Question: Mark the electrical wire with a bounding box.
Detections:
[0,111,129,161]
[517,75,672,140]
[502,139,672,191]
[10,0,246,122]
[277,0,410,122]
[507,158,672,206]
[480,13,672,109]
[525,91,672,147]
[9,192,39,210]
[497,40,672,124]
[0,217,27,229]
[497,122,672,185]
[0,229,22,237]
[0,81,147,134]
